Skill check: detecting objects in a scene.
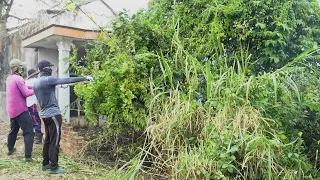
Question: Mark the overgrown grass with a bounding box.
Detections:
[113,42,319,179]
[0,139,119,179]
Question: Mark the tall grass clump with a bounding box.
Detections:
[137,39,318,179]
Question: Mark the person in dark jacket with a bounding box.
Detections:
[34,60,93,174]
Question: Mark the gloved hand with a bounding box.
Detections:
[60,84,69,88]
[86,76,94,82]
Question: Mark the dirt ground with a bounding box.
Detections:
[0,120,111,180]
[0,120,64,179]
[0,120,27,160]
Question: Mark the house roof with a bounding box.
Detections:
[21,24,101,49]
[22,24,100,41]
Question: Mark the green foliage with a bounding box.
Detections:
[148,0,320,72]
[68,40,155,135]
[66,0,320,178]
[295,110,320,169]
[143,46,319,178]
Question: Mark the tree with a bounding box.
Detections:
[0,0,14,64]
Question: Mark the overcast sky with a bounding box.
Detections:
[7,0,149,28]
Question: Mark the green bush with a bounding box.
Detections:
[66,0,320,178]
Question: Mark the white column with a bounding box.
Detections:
[56,40,72,123]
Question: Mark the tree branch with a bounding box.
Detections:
[50,0,64,9]
[6,23,27,32]
[8,15,31,21]
[36,0,51,8]
[3,0,12,6]
[3,0,14,19]
[99,0,117,16]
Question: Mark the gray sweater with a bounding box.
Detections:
[34,76,87,118]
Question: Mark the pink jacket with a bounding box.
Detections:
[6,72,34,118]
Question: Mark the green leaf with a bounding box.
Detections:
[280,134,287,140]
[229,145,239,153]
[222,164,228,169]
[255,23,266,29]
[227,167,234,173]
[66,1,72,6]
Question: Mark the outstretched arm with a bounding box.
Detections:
[57,83,75,88]
[47,76,88,86]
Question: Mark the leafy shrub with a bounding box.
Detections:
[66,0,320,178]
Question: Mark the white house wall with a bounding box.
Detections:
[25,48,38,71]
[38,48,59,77]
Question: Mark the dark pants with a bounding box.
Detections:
[28,104,42,133]
[7,111,34,158]
[42,115,62,170]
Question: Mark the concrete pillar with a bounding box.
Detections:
[56,40,72,123]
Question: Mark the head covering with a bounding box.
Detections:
[27,68,39,79]
[38,60,54,72]
[9,59,26,71]
[9,59,27,77]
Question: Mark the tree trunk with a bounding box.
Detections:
[0,0,12,91]
[0,21,6,54]
[0,22,5,74]
[0,0,4,59]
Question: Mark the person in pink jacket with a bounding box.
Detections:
[6,59,35,162]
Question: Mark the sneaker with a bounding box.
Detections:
[25,157,33,163]
[7,148,16,155]
[49,167,66,174]
[42,164,51,171]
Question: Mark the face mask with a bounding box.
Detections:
[18,65,25,76]
[47,68,53,75]
[43,67,53,76]
[12,65,26,77]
